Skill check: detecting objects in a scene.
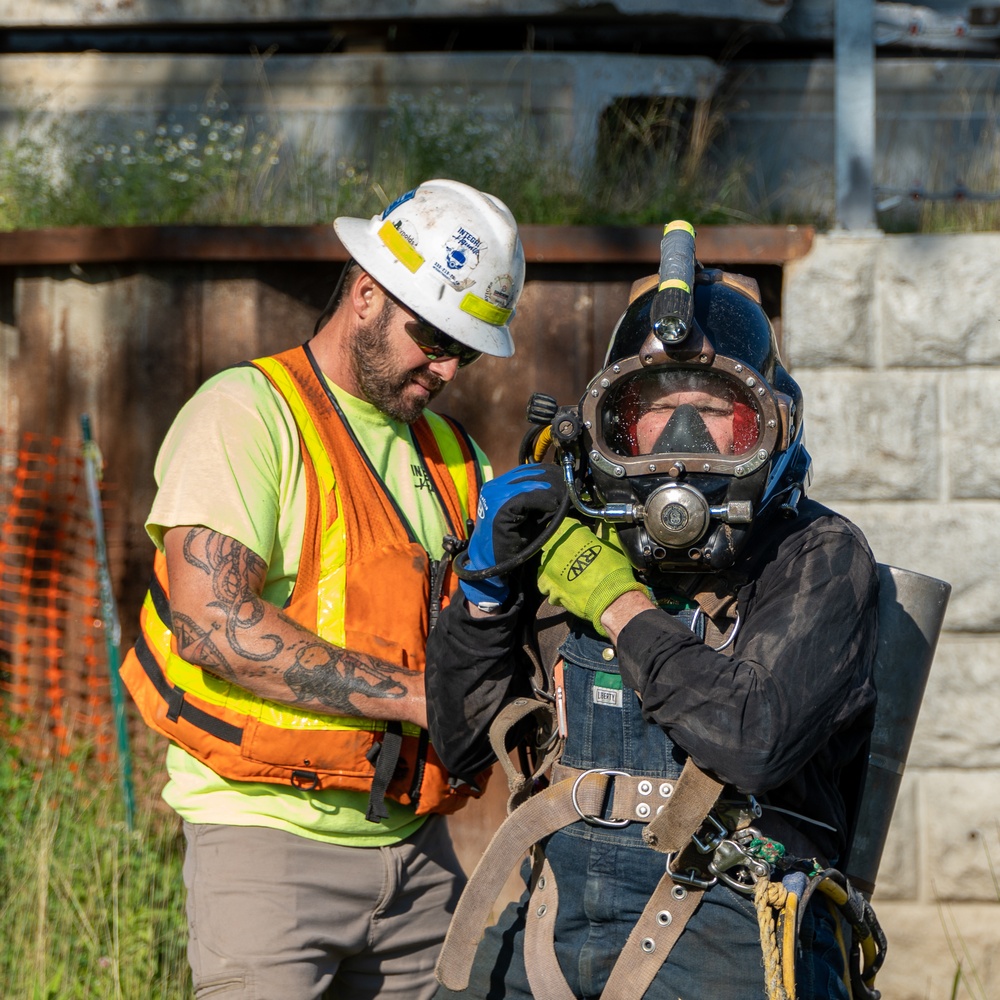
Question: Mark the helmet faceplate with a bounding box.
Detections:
[579,270,808,574]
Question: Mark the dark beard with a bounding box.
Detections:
[350,301,445,423]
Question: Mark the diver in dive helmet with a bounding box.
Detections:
[577,267,811,574]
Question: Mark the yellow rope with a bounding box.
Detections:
[755,879,794,1000]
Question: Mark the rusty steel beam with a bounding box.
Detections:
[0,223,814,267]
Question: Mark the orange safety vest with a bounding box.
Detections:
[121,344,489,817]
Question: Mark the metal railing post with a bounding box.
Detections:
[835,0,878,231]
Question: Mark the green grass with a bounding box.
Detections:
[0,732,190,1000]
[0,88,777,232]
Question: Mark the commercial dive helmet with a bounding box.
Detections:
[575,252,810,574]
[334,178,525,358]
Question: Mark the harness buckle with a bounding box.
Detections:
[570,768,631,828]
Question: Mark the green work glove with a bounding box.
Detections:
[537,518,647,635]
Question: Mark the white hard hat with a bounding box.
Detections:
[334,178,525,357]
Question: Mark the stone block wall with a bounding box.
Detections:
[783,232,1000,999]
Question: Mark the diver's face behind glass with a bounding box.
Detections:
[635,383,737,456]
[604,370,760,461]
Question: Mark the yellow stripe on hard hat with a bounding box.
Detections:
[657,278,692,293]
[378,220,425,273]
[460,292,513,326]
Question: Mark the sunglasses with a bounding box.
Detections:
[404,319,483,368]
[380,285,482,368]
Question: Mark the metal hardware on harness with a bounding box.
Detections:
[692,812,729,853]
[690,608,742,651]
[571,768,631,828]
[707,835,773,895]
[714,612,742,651]
[665,852,718,890]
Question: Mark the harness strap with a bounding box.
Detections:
[552,763,722,828]
[524,858,577,1000]
[435,763,724,993]
[489,697,563,813]
[435,772,614,992]
[523,853,705,1000]
[646,758,725,854]
[601,873,705,999]
[691,581,740,649]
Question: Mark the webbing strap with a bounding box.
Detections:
[601,874,704,999]
[435,773,612,992]
[488,697,562,813]
[521,835,705,1000]
[691,578,741,649]
[642,757,725,854]
[523,858,577,1000]
[365,722,403,823]
[133,634,243,746]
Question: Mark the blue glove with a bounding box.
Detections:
[460,463,567,610]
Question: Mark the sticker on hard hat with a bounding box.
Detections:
[485,275,515,309]
[378,220,424,273]
[381,189,416,219]
[433,226,485,289]
[461,293,512,327]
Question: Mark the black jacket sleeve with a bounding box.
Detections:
[616,507,879,798]
[424,591,531,782]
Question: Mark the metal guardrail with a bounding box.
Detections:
[0,224,815,266]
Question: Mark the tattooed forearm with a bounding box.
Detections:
[168,526,424,723]
[182,528,284,662]
[171,610,239,682]
[284,643,407,713]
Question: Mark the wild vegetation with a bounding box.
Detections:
[0,89,806,232]
[0,728,190,1000]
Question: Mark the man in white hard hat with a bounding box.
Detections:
[120,179,525,999]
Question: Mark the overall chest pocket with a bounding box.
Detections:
[558,627,687,779]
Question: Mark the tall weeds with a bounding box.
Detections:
[0,734,189,999]
[0,84,763,230]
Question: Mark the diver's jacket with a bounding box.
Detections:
[428,498,882,997]
[425,498,879,860]
[121,344,486,817]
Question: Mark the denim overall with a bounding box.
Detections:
[434,616,848,1000]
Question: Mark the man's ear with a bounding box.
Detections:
[350,270,379,320]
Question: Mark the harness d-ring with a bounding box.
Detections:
[571,768,631,828]
[713,612,742,652]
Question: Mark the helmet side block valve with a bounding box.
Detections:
[551,407,583,446]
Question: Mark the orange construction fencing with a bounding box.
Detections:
[0,431,118,765]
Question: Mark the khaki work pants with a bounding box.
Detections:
[182,815,465,1000]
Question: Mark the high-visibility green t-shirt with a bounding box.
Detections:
[146,364,488,847]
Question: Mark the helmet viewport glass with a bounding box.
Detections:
[601,370,762,460]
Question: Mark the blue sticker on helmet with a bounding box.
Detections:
[382,189,416,219]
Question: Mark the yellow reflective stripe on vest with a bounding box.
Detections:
[253,356,336,497]
[253,354,348,645]
[425,410,472,524]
